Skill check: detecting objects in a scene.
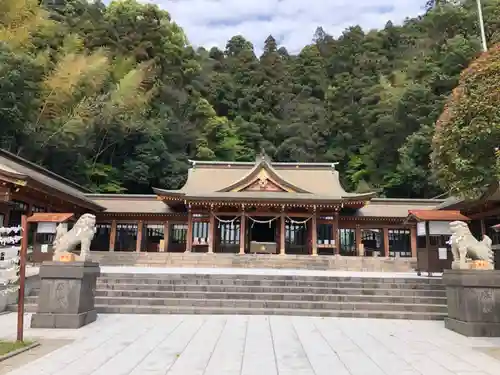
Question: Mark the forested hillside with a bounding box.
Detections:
[1,0,499,197]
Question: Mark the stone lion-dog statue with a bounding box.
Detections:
[449,220,493,270]
[52,213,97,261]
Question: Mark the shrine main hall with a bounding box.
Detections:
[1,149,499,266]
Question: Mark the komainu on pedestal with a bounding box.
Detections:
[449,220,493,270]
[31,213,100,329]
[444,221,500,337]
[53,213,97,262]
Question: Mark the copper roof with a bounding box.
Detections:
[175,191,365,202]
[0,149,104,211]
[357,198,444,218]
[486,181,500,201]
[87,194,173,214]
[154,154,375,202]
[436,181,500,211]
[436,196,464,210]
[88,195,448,216]
[407,209,470,222]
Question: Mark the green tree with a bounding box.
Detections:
[2,0,500,198]
[432,44,500,198]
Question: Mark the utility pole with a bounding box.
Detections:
[476,0,488,52]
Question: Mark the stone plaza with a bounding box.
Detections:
[2,313,500,375]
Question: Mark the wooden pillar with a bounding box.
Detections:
[136,220,143,252]
[311,213,318,256]
[186,210,193,252]
[355,224,362,256]
[215,219,220,253]
[424,221,432,275]
[209,211,215,254]
[334,211,340,255]
[410,225,417,258]
[239,214,245,255]
[331,220,336,249]
[17,214,28,342]
[280,213,286,255]
[383,227,390,257]
[109,220,117,252]
[162,221,169,252]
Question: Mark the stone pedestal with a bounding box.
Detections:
[31,261,100,329]
[444,269,500,337]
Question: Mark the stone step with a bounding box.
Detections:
[92,296,447,313]
[96,305,446,320]
[20,289,448,306]
[99,273,442,285]
[18,269,446,320]
[90,252,416,272]
[96,279,443,290]
[13,290,447,321]
[94,284,446,297]
[8,303,446,320]
[94,290,445,304]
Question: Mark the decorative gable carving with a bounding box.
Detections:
[241,178,286,192]
[233,168,291,192]
[218,153,311,193]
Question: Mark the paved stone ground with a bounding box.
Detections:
[0,339,72,375]
[2,313,500,375]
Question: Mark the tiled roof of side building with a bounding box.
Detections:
[436,181,500,211]
[87,194,173,213]
[357,198,445,218]
[0,149,104,210]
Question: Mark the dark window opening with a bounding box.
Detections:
[115,223,137,251]
[389,229,411,257]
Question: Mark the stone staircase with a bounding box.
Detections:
[88,252,416,272]
[11,272,447,320]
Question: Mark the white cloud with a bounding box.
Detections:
[141,0,427,54]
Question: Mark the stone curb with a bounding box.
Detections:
[0,341,40,362]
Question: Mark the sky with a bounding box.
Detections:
[141,0,429,54]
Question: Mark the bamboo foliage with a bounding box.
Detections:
[0,0,159,147]
[103,63,156,127]
[37,59,158,146]
[0,0,51,49]
[39,50,109,121]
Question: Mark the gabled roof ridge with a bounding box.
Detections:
[216,158,311,193]
[188,160,339,169]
